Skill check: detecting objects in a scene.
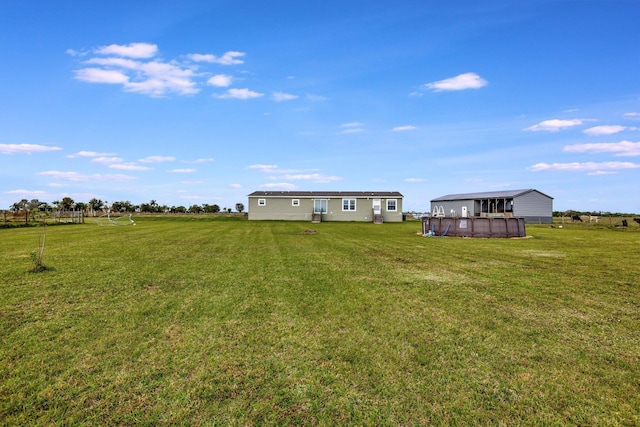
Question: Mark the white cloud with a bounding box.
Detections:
[392,125,417,132]
[281,173,342,183]
[341,122,363,128]
[0,144,62,155]
[216,51,245,65]
[139,155,176,163]
[582,125,636,136]
[527,161,640,172]
[95,42,158,58]
[248,164,278,171]
[86,57,141,69]
[250,165,337,182]
[109,163,151,171]
[341,128,365,134]
[273,91,298,102]
[67,151,115,158]
[423,72,488,92]
[563,141,640,156]
[75,59,198,96]
[587,171,617,176]
[624,112,640,119]
[92,156,123,164]
[170,168,196,173]
[5,189,47,197]
[215,88,264,99]
[404,178,425,182]
[73,44,203,96]
[187,54,215,62]
[229,183,242,188]
[340,122,366,134]
[259,183,297,189]
[184,158,215,164]
[39,171,136,182]
[207,74,233,87]
[187,51,245,65]
[524,119,584,132]
[74,68,130,84]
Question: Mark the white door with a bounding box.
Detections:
[373,199,381,215]
[313,199,327,214]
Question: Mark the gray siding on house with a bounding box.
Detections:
[248,191,403,222]
[247,197,314,221]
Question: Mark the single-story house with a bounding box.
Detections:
[247,191,404,223]
[430,189,553,223]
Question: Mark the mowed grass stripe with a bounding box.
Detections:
[1,217,639,425]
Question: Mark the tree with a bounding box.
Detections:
[235,203,245,213]
[202,203,220,213]
[111,200,134,212]
[188,204,202,213]
[10,199,28,212]
[17,199,36,224]
[140,200,160,213]
[88,198,104,215]
[30,206,48,272]
[75,202,87,213]
[61,197,75,210]
[38,201,51,212]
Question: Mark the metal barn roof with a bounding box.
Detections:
[431,189,552,202]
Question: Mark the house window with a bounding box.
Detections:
[386,199,397,212]
[258,199,266,207]
[342,199,356,211]
[292,199,300,207]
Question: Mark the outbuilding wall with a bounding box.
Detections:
[513,192,553,223]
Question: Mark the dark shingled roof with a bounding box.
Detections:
[431,189,552,202]
[248,191,403,198]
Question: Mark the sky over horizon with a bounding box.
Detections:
[1,1,640,213]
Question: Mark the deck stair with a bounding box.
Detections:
[373,214,384,224]
[311,213,322,223]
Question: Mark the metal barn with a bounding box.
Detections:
[430,189,553,223]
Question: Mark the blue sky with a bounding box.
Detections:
[1,1,640,213]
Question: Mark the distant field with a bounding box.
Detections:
[1,216,639,425]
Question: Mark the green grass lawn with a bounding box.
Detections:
[1,216,639,425]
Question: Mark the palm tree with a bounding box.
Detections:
[88,198,103,216]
